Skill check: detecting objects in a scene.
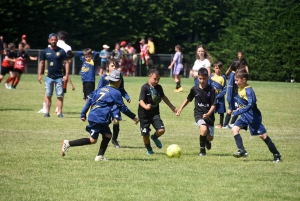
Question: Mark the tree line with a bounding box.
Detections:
[0,0,299,81]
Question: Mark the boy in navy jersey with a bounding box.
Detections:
[61,70,139,161]
[231,69,281,162]
[78,48,99,101]
[177,68,216,156]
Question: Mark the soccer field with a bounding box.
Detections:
[0,74,300,201]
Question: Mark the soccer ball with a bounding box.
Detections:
[166,144,182,158]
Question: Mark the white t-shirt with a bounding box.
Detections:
[57,40,72,53]
[192,59,211,76]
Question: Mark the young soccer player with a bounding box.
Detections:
[97,59,131,148]
[78,48,98,101]
[231,68,281,162]
[208,61,226,128]
[138,67,177,154]
[222,59,242,129]
[168,45,184,92]
[176,68,216,156]
[0,43,16,88]
[61,70,139,161]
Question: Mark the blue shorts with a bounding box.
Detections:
[86,121,112,140]
[45,77,64,97]
[234,118,267,135]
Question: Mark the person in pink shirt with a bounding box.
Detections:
[139,39,149,70]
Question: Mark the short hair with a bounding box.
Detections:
[148,37,153,41]
[214,61,223,68]
[238,50,244,55]
[83,48,93,56]
[198,68,208,76]
[231,59,242,71]
[235,68,248,80]
[148,66,161,77]
[66,50,74,59]
[18,42,26,47]
[8,43,15,49]
[57,31,68,41]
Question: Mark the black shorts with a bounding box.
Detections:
[14,69,24,74]
[1,66,13,75]
[139,115,165,136]
[83,82,95,100]
[101,61,107,70]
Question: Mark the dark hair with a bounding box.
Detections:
[214,61,223,69]
[198,68,208,76]
[83,48,93,56]
[57,31,68,41]
[235,68,248,80]
[175,45,182,52]
[238,50,244,55]
[106,59,119,72]
[230,59,243,71]
[148,66,161,77]
[18,41,25,47]
[66,50,74,59]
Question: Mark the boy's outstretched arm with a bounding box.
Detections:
[162,96,176,113]
[176,99,189,116]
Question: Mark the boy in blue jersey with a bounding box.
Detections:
[78,48,99,101]
[139,67,177,155]
[231,69,281,162]
[61,70,139,161]
[209,61,226,128]
[38,33,70,118]
[97,59,131,148]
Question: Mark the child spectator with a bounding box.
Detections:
[208,61,226,128]
[231,68,281,162]
[139,39,150,70]
[176,68,216,156]
[168,45,184,92]
[99,44,110,76]
[0,43,16,88]
[138,67,177,154]
[61,70,139,161]
[78,48,99,101]
[97,59,131,148]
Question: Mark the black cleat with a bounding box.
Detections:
[233,149,248,158]
[112,139,120,148]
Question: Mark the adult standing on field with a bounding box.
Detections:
[225,51,249,75]
[190,44,213,86]
[38,33,70,118]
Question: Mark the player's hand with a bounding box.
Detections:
[203,113,209,119]
[38,75,42,84]
[176,109,182,116]
[168,65,172,69]
[145,104,151,110]
[63,76,68,83]
[72,86,75,91]
[81,117,86,122]
[171,106,177,113]
[133,118,139,124]
[127,99,131,103]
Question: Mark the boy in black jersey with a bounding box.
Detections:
[138,68,177,155]
[177,68,216,156]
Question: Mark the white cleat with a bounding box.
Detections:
[62,140,70,156]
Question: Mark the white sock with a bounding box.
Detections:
[42,102,46,110]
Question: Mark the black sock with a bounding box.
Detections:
[112,124,120,140]
[264,136,279,155]
[97,137,111,156]
[178,81,181,88]
[230,115,238,124]
[176,82,179,89]
[220,113,224,126]
[145,143,152,151]
[234,134,245,151]
[224,113,231,126]
[199,135,206,153]
[69,138,91,146]
[152,132,158,139]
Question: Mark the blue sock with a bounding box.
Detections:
[234,134,245,151]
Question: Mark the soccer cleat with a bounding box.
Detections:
[205,140,212,150]
[61,140,70,156]
[229,124,235,128]
[4,83,9,89]
[37,109,46,114]
[174,88,181,92]
[147,150,154,155]
[222,125,230,129]
[178,87,183,92]
[151,134,162,149]
[273,153,281,163]
[233,149,248,158]
[44,113,50,117]
[199,152,206,156]
[215,124,222,129]
[111,139,120,148]
[57,113,64,118]
[95,155,108,161]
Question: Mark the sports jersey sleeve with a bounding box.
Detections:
[93,51,99,59]
[139,84,148,101]
[216,75,227,99]
[97,75,106,89]
[111,89,136,119]
[40,49,46,61]
[119,76,130,101]
[80,95,93,119]
[227,73,235,103]
[187,87,195,102]
[77,51,85,63]
[233,87,256,116]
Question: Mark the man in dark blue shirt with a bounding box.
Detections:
[38,33,69,118]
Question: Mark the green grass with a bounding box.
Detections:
[0,74,300,201]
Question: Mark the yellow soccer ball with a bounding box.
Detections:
[166,144,182,158]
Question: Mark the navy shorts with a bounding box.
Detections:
[234,118,267,135]
[139,115,165,136]
[86,121,112,140]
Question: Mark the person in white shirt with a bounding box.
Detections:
[190,44,213,86]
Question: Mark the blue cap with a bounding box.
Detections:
[48,33,58,39]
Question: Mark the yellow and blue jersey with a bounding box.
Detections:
[78,51,99,82]
[209,74,226,114]
[233,85,262,123]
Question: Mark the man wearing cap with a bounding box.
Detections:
[61,70,139,161]
[21,35,30,49]
[99,44,110,76]
[38,33,70,118]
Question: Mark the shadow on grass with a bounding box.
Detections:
[120,145,146,149]
[0,108,33,111]
[109,158,157,161]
